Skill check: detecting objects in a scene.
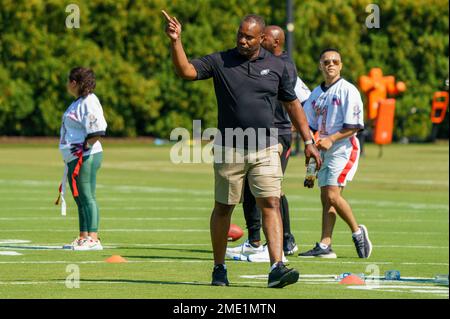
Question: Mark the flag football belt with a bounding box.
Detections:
[55,152,84,216]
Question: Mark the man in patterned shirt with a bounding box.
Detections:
[300,48,372,259]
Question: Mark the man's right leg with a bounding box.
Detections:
[212,147,246,285]
[210,201,235,266]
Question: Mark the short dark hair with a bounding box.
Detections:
[319,48,341,60]
[69,67,96,97]
[241,14,265,32]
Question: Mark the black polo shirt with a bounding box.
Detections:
[191,47,297,149]
[274,52,298,136]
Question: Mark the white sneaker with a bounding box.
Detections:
[62,237,86,250]
[247,245,289,263]
[72,238,103,251]
[226,240,265,256]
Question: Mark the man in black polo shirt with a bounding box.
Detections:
[227,25,312,261]
[162,10,321,288]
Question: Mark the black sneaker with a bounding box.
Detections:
[267,262,299,288]
[211,264,229,286]
[283,233,299,256]
[298,242,337,258]
[352,225,372,258]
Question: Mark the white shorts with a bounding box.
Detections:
[318,136,360,187]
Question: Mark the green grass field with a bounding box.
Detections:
[0,140,448,299]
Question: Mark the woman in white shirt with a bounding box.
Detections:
[59,67,107,251]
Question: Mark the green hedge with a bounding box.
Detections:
[0,0,448,139]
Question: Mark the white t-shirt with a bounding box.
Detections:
[59,93,107,163]
[294,76,311,104]
[303,78,364,139]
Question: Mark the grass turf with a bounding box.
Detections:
[0,140,448,299]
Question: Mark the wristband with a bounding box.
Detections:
[304,139,314,146]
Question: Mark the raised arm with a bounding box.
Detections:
[162,10,197,80]
[281,99,322,169]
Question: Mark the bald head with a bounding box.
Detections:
[262,25,285,56]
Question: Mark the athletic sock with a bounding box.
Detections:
[249,241,261,248]
[270,262,279,272]
[319,242,329,250]
[352,228,362,237]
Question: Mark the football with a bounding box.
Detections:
[227,224,244,241]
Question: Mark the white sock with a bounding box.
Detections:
[352,228,362,237]
[270,262,279,272]
[319,242,329,250]
[214,264,226,270]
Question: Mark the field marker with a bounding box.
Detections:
[0,240,31,244]
[1,179,448,211]
[0,251,22,256]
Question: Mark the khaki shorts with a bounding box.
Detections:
[213,145,283,205]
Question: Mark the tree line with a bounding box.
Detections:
[0,0,448,139]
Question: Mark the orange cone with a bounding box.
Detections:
[339,274,365,285]
[105,255,128,263]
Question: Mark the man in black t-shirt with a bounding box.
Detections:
[227,25,312,260]
[162,10,321,288]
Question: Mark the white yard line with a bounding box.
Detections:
[1,242,448,250]
[0,251,22,256]
[0,259,447,266]
[0,179,448,211]
[0,216,448,224]
[0,229,447,237]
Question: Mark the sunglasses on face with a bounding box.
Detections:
[321,59,341,66]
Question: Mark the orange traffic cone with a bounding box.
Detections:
[105,255,128,263]
[339,274,365,285]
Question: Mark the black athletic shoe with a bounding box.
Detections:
[267,262,299,288]
[298,242,337,258]
[283,233,299,256]
[352,225,372,258]
[211,264,229,286]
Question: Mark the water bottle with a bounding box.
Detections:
[434,274,449,285]
[304,158,317,188]
[385,270,401,280]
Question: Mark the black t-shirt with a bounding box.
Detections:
[274,52,298,135]
[191,47,297,149]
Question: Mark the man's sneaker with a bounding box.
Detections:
[283,234,298,256]
[267,262,299,288]
[226,240,264,257]
[247,245,289,263]
[72,237,103,251]
[62,237,86,250]
[211,264,229,286]
[298,242,337,258]
[352,225,372,258]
